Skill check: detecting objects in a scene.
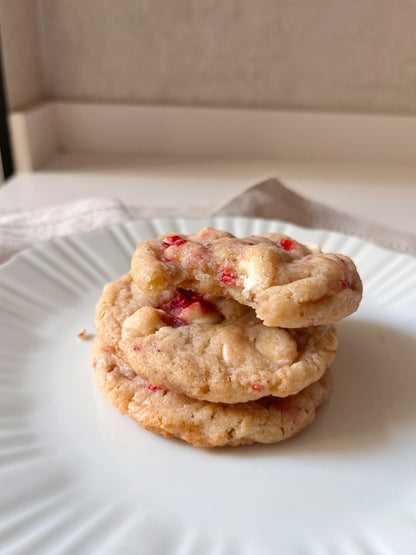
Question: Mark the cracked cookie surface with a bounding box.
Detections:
[92,336,333,448]
[130,227,362,328]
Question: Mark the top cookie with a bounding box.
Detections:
[130,227,362,328]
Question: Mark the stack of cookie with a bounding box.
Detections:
[92,227,362,447]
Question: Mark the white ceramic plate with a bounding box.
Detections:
[1,217,416,555]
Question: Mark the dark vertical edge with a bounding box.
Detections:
[0,30,14,179]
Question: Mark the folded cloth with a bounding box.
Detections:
[0,197,211,264]
[0,198,130,264]
[0,177,414,264]
[213,177,416,256]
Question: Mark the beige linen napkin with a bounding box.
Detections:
[213,177,416,256]
[0,177,414,263]
[0,198,130,264]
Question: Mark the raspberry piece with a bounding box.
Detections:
[252,383,264,391]
[147,383,163,392]
[220,267,237,285]
[170,316,187,327]
[160,308,187,328]
[165,289,211,313]
[161,289,217,327]
[278,239,296,251]
[92,359,97,368]
[132,345,140,351]
[162,235,187,249]
[339,279,359,292]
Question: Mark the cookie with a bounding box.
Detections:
[130,227,362,328]
[94,273,154,346]
[92,336,333,448]
[95,274,337,403]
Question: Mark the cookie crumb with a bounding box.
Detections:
[77,328,95,341]
[78,328,94,341]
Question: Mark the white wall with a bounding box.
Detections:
[2,0,416,115]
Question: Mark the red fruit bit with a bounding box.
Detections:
[278,239,296,251]
[147,383,163,392]
[162,235,187,249]
[160,311,186,328]
[170,316,186,327]
[220,266,237,285]
[160,289,216,327]
[339,279,359,292]
[92,359,97,368]
[166,289,212,314]
[252,383,264,391]
[132,345,140,351]
[160,309,186,328]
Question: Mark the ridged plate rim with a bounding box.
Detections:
[0,216,415,555]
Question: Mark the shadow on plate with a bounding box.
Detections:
[211,318,416,458]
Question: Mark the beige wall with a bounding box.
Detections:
[0,0,45,110]
[2,0,416,114]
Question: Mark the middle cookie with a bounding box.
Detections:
[95,274,337,404]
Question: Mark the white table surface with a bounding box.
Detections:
[1,155,415,234]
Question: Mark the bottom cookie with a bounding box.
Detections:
[92,336,333,448]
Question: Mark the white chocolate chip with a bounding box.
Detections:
[253,326,297,366]
[222,343,231,363]
[179,303,222,325]
[239,258,259,295]
[306,242,322,254]
[122,307,166,339]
